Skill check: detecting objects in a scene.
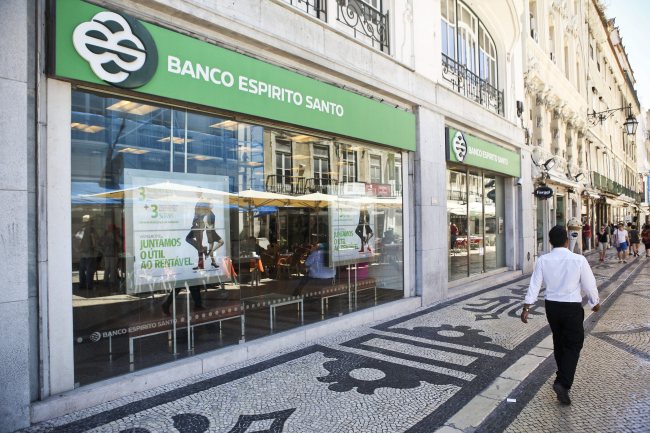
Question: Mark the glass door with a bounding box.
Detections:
[448,169,468,281]
[468,171,484,276]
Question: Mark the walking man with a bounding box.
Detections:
[613,222,629,263]
[521,226,600,405]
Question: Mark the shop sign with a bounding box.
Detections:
[445,127,521,177]
[51,0,416,150]
[533,185,554,200]
[366,183,392,197]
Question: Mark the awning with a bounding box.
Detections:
[545,173,580,189]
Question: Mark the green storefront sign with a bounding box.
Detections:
[446,127,520,177]
[51,0,416,151]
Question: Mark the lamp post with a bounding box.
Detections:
[587,103,638,136]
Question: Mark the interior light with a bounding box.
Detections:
[118,147,149,155]
[157,137,193,144]
[190,155,216,161]
[107,100,158,116]
[210,120,238,130]
[70,122,105,133]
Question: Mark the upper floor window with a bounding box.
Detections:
[440,0,502,115]
[441,1,497,87]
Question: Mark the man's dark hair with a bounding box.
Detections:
[549,225,568,248]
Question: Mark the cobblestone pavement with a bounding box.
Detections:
[479,251,650,433]
[19,249,649,433]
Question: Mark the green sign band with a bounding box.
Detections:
[446,127,520,177]
[52,0,416,151]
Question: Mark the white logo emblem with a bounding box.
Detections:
[90,331,102,343]
[73,12,147,85]
[452,131,468,162]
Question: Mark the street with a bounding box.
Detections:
[20,249,650,433]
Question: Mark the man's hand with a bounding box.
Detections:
[520,305,531,323]
[591,303,601,312]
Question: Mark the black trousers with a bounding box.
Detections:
[163,286,202,309]
[545,300,584,389]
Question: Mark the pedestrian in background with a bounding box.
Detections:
[613,223,629,263]
[521,225,600,405]
[582,219,592,251]
[641,224,650,258]
[628,224,640,257]
[596,225,608,262]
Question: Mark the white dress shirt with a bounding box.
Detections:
[524,247,600,307]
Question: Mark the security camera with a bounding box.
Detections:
[516,178,523,186]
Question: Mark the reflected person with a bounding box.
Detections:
[292,241,335,296]
[77,214,99,290]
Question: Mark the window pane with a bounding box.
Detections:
[70,89,405,386]
[448,169,468,281]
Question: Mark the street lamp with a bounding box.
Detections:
[587,103,638,136]
[543,157,556,171]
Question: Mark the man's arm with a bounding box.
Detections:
[521,259,544,323]
[580,256,600,311]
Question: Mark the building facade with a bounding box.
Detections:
[523,0,643,255]
[2,0,532,430]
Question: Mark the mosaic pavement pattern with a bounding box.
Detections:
[477,253,650,433]
[20,250,647,433]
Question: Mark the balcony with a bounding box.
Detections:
[591,171,641,202]
[441,54,504,116]
[283,0,327,21]
[337,0,390,54]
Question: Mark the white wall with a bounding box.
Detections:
[0,1,33,431]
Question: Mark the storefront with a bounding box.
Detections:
[445,127,520,282]
[47,0,415,387]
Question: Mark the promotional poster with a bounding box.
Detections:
[330,199,376,264]
[124,170,230,293]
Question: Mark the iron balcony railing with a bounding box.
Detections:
[441,53,504,116]
[283,0,327,21]
[337,0,390,54]
[591,171,642,201]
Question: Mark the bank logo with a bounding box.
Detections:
[452,130,468,162]
[73,11,158,88]
[90,331,102,343]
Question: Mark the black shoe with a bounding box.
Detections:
[211,261,219,268]
[553,381,571,405]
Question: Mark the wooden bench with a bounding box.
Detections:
[301,278,377,317]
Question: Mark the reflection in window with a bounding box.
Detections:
[370,155,382,184]
[70,89,405,386]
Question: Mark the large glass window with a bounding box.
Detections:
[447,167,506,282]
[70,89,405,385]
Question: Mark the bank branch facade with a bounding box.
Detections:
[46,0,414,393]
[0,0,535,429]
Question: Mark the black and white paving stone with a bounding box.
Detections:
[20,250,649,433]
